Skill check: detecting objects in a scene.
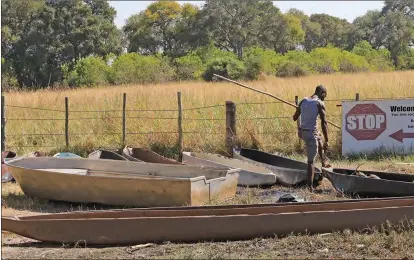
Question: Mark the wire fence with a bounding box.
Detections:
[3,94,413,150]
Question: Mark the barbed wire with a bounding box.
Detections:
[7,118,66,121]
[5,96,413,114]
[5,105,64,112]
[182,104,224,111]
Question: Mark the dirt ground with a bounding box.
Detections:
[1,161,413,259]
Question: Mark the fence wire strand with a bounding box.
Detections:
[5,105,64,112]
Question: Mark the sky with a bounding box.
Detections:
[108,1,385,28]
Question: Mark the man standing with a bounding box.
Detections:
[292,85,331,191]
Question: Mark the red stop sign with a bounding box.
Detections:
[345,104,386,140]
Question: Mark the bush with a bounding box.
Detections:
[1,58,20,91]
[352,41,394,71]
[174,53,204,80]
[1,73,19,91]
[194,42,227,64]
[276,60,310,77]
[111,53,175,85]
[243,47,281,79]
[66,56,110,87]
[338,51,370,73]
[397,49,414,70]
[203,56,246,81]
[309,47,342,73]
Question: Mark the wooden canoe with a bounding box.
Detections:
[234,148,323,187]
[5,157,239,207]
[322,168,414,197]
[182,152,276,186]
[88,150,131,161]
[122,146,181,164]
[3,196,414,245]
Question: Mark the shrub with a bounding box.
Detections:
[338,51,370,73]
[66,56,110,87]
[203,56,246,81]
[397,49,414,70]
[1,58,20,91]
[276,60,309,77]
[111,53,175,85]
[174,53,204,80]
[309,47,342,73]
[352,41,394,71]
[1,73,19,91]
[194,42,227,64]
[243,47,281,79]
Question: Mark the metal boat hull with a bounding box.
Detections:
[88,150,130,161]
[122,146,180,164]
[182,152,276,186]
[323,168,414,197]
[234,148,322,186]
[5,157,239,207]
[3,197,414,245]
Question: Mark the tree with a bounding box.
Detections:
[287,8,322,51]
[123,2,202,57]
[1,0,123,88]
[382,0,414,18]
[309,14,354,49]
[374,10,414,66]
[202,0,288,57]
[349,11,382,50]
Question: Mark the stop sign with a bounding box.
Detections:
[345,104,386,140]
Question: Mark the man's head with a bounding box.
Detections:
[314,85,327,101]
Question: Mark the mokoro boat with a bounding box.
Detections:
[234,148,323,186]
[122,146,181,164]
[3,196,414,245]
[182,152,276,186]
[88,150,130,161]
[322,168,414,197]
[5,157,239,207]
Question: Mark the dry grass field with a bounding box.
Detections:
[2,71,414,259]
[4,70,414,158]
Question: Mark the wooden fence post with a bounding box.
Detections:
[177,92,183,162]
[355,93,360,101]
[1,96,5,151]
[225,101,236,157]
[295,95,301,145]
[122,93,126,146]
[65,97,69,148]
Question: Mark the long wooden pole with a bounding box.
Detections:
[213,74,341,129]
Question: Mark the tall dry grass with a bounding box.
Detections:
[4,70,414,156]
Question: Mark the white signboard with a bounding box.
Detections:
[342,99,414,155]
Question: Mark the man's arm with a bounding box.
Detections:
[292,100,303,121]
[318,102,329,143]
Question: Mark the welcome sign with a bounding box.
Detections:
[342,99,414,155]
